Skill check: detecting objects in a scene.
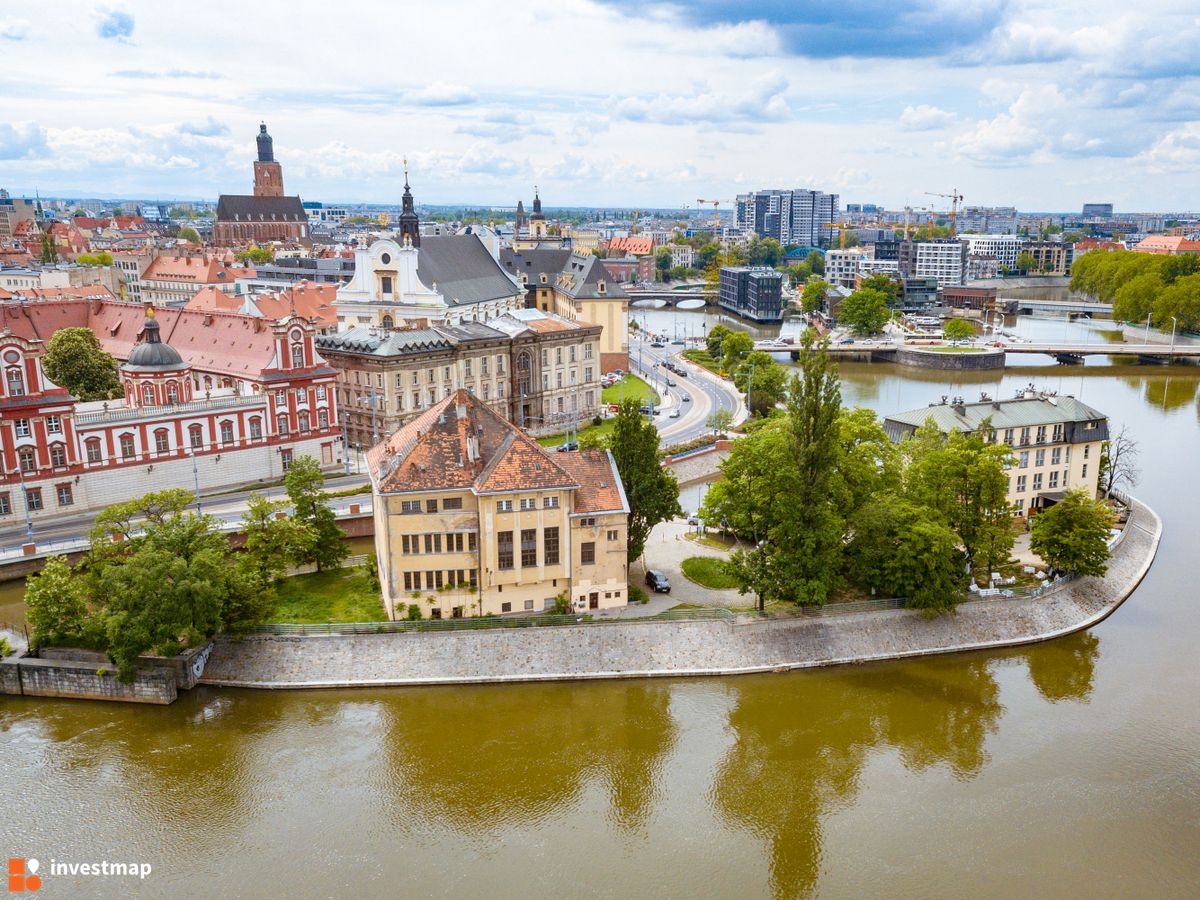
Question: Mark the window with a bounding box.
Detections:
[86,439,102,463]
[1003,428,1014,445]
[1051,447,1062,466]
[249,418,263,440]
[1052,423,1064,442]
[49,444,67,467]
[465,360,472,377]
[1015,498,1024,512]
[317,386,326,400]
[584,344,593,360]
[584,367,592,382]
[0,493,9,516]
[318,410,329,428]
[426,499,438,513]
[25,488,42,511]
[1033,473,1043,491]
[298,412,310,432]
[402,535,413,555]
[502,602,512,613]
[1019,427,1031,446]
[1082,464,1088,478]
[556,348,563,365]
[1049,470,1059,489]
[542,349,549,366]
[277,415,289,435]
[468,532,477,552]
[1036,425,1047,443]
[46,415,61,435]
[519,498,536,511]
[291,344,304,368]
[497,499,513,513]
[521,529,537,567]
[581,542,595,565]
[56,484,73,507]
[443,497,462,511]
[1016,475,1027,493]
[607,529,619,541]
[400,500,421,514]
[556,372,563,389]
[120,434,135,458]
[543,496,559,509]
[275,392,287,408]
[403,572,413,591]
[155,430,170,453]
[142,385,155,405]
[19,447,36,473]
[221,421,234,444]
[524,599,534,611]
[579,516,596,527]
[1083,445,1090,459]
[1018,451,1029,469]
[381,276,393,295]
[5,367,24,396]
[498,531,514,570]
[1035,449,1045,467]
[15,419,30,438]
[167,383,179,404]
[544,527,559,565]
[281,449,293,470]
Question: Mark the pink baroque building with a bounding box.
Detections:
[0,303,341,527]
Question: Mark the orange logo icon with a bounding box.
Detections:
[7,859,41,893]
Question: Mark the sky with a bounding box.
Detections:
[2,1,1199,212]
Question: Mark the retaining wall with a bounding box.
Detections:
[201,498,1160,690]
[895,347,1006,370]
[1,643,214,704]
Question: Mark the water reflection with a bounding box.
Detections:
[1024,632,1101,704]
[711,658,1004,898]
[380,681,675,835]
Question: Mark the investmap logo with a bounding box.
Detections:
[7,859,41,893]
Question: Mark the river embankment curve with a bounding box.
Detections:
[200,497,1161,689]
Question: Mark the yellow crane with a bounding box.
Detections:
[924,188,964,236]
[696,199,733,240]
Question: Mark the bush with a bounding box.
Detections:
[629,585,649,605]
[553,591,570,615]
[0,636,11,658]
[406,603,422,621]
[592,416,603,427]
[362,553,381,592]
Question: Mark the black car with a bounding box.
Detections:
[555,441,578,452]
[650,341,666,348]
[645,570,671,593]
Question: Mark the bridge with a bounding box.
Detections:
[753,339,1200,365]
[1002,298,1113,315]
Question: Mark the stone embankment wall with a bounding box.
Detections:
[895,347,1006,370]
[201,498,1160,689]
[1,644,213,704]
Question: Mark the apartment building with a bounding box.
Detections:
[1023,241,1071,275]
[826,247,874,288]
[718,266,783,322]
[963,234,1021,272]
[901,239,966,288]
[883,390,1108,516]
[368,389,630,619]
[735,188,839,247]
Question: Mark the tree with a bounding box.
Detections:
[942,318,975,341]
[720,330,754,373]
[733,351,787,417]
[25,556,91,648]
[859,273,899,307]
[839,287,889,334]
[41,327,121,400]
[829,407,900,517]
[76,251,114,266]
[801,279,828,313]
[239,493,314,586]
[696,242,721,271]
[1151,272,1200,332]
[706,407,734,437]
[236,246,274,264]
[747,237,782,267]
[784,262,811,286]
[284,456,348,572]
[655,249,672,281]
[847,496,967,613]
[608,399,682,561]
[706,323,733,358]
[177,226,201,244]
[39,231,58,263]
[1113,271,1162,324]
[1030,489,1114,577]
[806,250,824,275]
[1098,423,1140,496]
[1016,251,1037,273]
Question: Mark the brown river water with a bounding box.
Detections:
[2,314,1198,898]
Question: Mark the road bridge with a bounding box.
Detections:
[753,339,1200,364]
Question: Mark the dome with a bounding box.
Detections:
[127,311,186,369]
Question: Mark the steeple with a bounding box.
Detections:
[530,186,544,220]
[398,157,420,248]
[256,122,274,163]
[515,199,526,232]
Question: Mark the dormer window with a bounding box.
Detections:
[598,280,606,294]
[291,343,304,368]
[5,367,24,397]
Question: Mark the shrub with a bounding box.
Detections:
[406,603,422,621]
[629,585,649,605]
[592,416,603,427]
[0,636,11,657]
[362,553,381,593]
[553,591,570,615]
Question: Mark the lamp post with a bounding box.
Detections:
[1170,316,1178,361]
[189,448,202,514]
[1144,312,1151,344]
[16,465,33,546]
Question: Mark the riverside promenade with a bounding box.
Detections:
[201,497,1160,690]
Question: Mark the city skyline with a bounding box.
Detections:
[2,1,1199,210]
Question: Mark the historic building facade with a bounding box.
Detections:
[0,303,341,527]
[213,123,309,246]
[315,308,602,448]
[368,389,629,619]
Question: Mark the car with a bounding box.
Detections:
[681,394,691,402]
[645,570,671,593]
[650,341,665,348]
[671,339,685,345]
[666,378,677,387]
[638,404,655,415]
[668,408,681,418]
[676,369,688,378]
[838,338,854,344]
[555,441,578,452]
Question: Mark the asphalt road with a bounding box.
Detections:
[628,335,745,446]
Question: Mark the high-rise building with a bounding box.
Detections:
[735,188,839,246]
[1082,203,1114,218]
[718,266,783,322]
[957,206,1019,234]
[899,240,966,288]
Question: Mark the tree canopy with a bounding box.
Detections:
[733,351,788,417]
[285,457,348,572]
[1030,489,1114,577]
[1072,250,1200,331]
[839,287,890,334]
[177,226,201,244]
[801,280,829,313]
[608,399,682,561]
[942,318,976,341]
[41,327,121,400]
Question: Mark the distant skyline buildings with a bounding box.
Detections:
[735,188,839,246]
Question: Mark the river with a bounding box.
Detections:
[2,313,1198,898]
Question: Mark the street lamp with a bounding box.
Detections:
[189,448,202,513]
[16,464,33,546]
[1170,316,1178,361]
[1144,311,1152,344]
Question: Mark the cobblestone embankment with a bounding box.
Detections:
[201,498,1161,689]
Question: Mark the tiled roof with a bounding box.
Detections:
[555,450,628,514]
[143,256,255,284]
[607,236,654,256]
[415,234,524,307]
[7,285,117,303]
[184,281,337,327]
[215,195,307,223]
[884,393,1107,432]
[368,389,579,496]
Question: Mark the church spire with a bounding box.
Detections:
[398,157,420,248]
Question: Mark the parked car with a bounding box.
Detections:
[555,441,578,452]
[667,378,677,387]
[639,404,655,415]
[676,369,688,378]
[646,570,671,593]
[671,339,685,345]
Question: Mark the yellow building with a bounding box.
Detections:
[368,389,630,619]
[883,390,1108,515]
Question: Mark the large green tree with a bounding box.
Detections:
[239,492,315,586]
[608,399,682,561]
[177,226,201,244]
[284,456,348,572]
[733,351,788,417]
[859,273,900,307]
[25,555,92,649]
[942,318,976,341]
[801,279,829,313]
[41,327,121,400]
[747,237,782,267]
[720,330,754,373]
[839,287,890,334]
[1030,489,1114,577]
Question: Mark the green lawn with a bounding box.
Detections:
[537,417,618,448]
[271,569,388,623]
[680,556,741,590]
[602,374,658,406]
[681,349,723,375]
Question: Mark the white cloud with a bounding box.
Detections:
[0,122,48,160]
[0,16,29,40]
[611,74,790,126]
[898,104,956,131]
[406,82,478,107]
[1136,123,1200,173]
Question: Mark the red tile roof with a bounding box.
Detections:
[143,256,255,284]
[607,236,655,257]
[184,281,337,328]
[554,450,627,514]
[8,286,117,303]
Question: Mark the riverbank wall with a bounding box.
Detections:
[895,347,1006,370]
[200,498,1161,690]
[1,644,213,704]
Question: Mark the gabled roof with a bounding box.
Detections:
[216,195,307,223]
[883,393,1107,433]
[607,235,654,256]
[368,389,579,496]
[143,256,255,284]
[497,248,627,300]
[555,450,628,514]
[414,234,523,307]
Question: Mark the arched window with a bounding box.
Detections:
[222,379,232,389]
[189,425,204,449]
[167,382,179,403]
[220,421,234,444]
[249,418,262,440]
[516,350,532,398]
[291,343,304,368]
[381,315,394,330]
[5,367,24,397]
[18,447,36,473]
[203,376,213,390]
[276,415,289,435]
[85,438,103,463]
[119,434,135,458]
[298,412,310,432]
[154,429,170,454]
[49,444,67,467]
[142,384,155,405]
[317,409,329,429]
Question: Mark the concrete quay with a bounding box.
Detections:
[200,498,1161,690]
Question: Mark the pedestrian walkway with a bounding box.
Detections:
[634,518,755,609]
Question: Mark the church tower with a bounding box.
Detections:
[515,199,526,235]
[253,122,284,198]
[397,161,420,248]
[529,187,548,239]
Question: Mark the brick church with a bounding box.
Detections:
[212,123,309,246]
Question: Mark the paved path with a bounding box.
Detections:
[635,518,754,609]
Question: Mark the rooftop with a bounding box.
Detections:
[883,389,1107,434]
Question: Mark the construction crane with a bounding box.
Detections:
[696,199,733,240]
[925,188,964,236]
